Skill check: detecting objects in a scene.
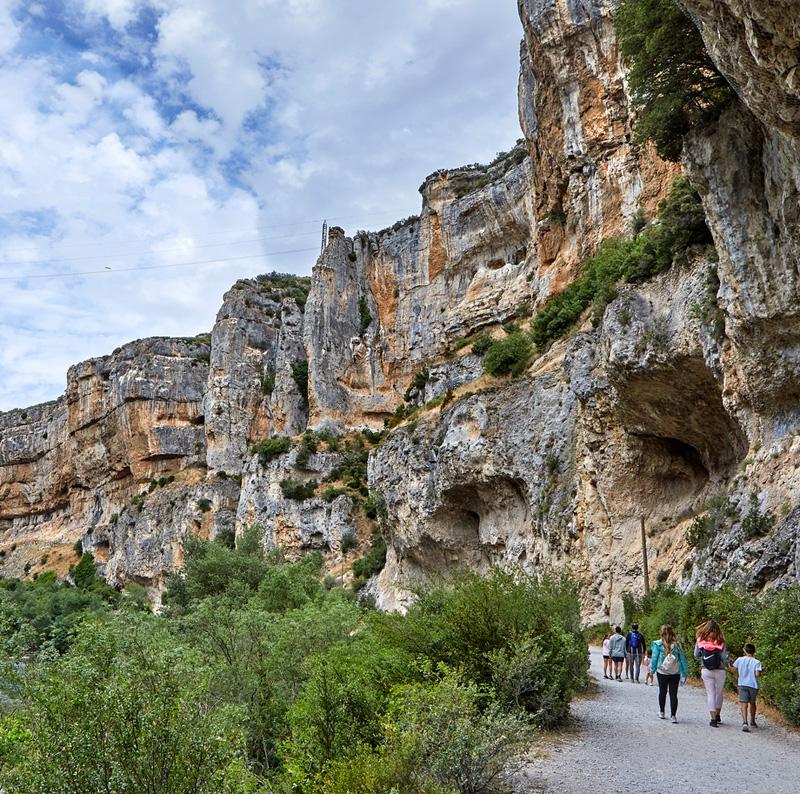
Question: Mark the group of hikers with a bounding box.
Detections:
[602,620,763,731]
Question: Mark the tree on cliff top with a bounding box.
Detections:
[616,0,733,161]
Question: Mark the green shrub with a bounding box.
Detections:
[364,491,388,521]
[282,642,410,778]
[254,271,312,310]
[470,332,493,356]
[686,492,739,548]
[252,436,292,465]
[291,360,309,409]
[0,572,118,655]
[162,527,268,611]
[584,621,612,645]
[359,296,372,335]
[404,369,430,402]
[340,532,358,555]
[531,178,712,349]
[260,368,275,396]
[322,486,349,503]
[0,619,248,794]
[321,667,528,794]
[352,531,387,589]
[325,438,370,491]
[741,492,775,540]
[295,431,319,468]
[482,333,532,377]
[280,479,318,502]
[616,0,733,161]
[71,553,96,589]
[375,571,588,720]
[385,669,529,793]
[197,498,212,513]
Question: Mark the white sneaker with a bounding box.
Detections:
[659,712,666,720]
[671,716,678,724]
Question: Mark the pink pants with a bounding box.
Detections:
[701,668,726,712]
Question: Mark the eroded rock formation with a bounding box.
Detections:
[1,0,798,619]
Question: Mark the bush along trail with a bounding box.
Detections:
[0,539,589,794]
[518,647,800,794]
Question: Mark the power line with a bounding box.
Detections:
[0,210,412,255]
[0,248,320,283]
[0,229,320,269]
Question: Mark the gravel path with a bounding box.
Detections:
[517,647,800,793]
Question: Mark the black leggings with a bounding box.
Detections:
[657,672,680,716]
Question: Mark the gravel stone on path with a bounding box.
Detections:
[516,647,800,793]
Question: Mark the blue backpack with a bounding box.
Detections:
[629,632,642,650]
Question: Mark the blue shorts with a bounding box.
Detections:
[739,686,758,704]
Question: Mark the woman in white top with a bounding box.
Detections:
[602,633,612,679]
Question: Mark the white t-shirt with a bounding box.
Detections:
[602,639,610,656]
[733,655,762,689]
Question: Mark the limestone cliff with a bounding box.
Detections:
[1,0,798,621]
[517,0,679,289]
[304,149,535,428]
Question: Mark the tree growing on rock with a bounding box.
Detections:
[616,0,733,160]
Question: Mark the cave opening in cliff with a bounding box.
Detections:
[609,356,747,513]
[414,477,528,572]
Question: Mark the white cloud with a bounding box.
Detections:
[0,0,523,410]
[83,0,144,30]
[0,2,20,57]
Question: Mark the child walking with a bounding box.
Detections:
[644,649,653,685]
[602,633,612,679]
[730,643,763,732]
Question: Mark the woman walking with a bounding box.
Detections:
[695,619,729,727]
[650,624,687,723]
[608,626,626,681]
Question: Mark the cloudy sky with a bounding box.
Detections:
[0,0,523,411]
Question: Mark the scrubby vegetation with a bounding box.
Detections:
[254,271,313,310]
[351,530,387,591]
[624,584,800,724]
[616,0,733,161]
[292,359,310,409]
[685,492,739,548]
[482,333,533,377]
[740,492,775,540]
[531,177,713,349]
[252,435,292,465]
[281,478,319,501]
[0,538,587,793]
[295,430,319,468]
[403,368,430,402]
[358,296,373,335]
[453,141,528,199]
[453,330,493,356]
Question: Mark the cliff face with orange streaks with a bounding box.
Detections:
[2,0,798,620]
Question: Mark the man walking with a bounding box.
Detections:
[626,622,646,683]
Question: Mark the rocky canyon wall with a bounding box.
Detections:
[1,0,798,620]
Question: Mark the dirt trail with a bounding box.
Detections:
[518,647,800,793]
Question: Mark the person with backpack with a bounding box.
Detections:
[625,623,646,683]
[608,626,626,681]
[650,624,687,723]
[695,619,729,727]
